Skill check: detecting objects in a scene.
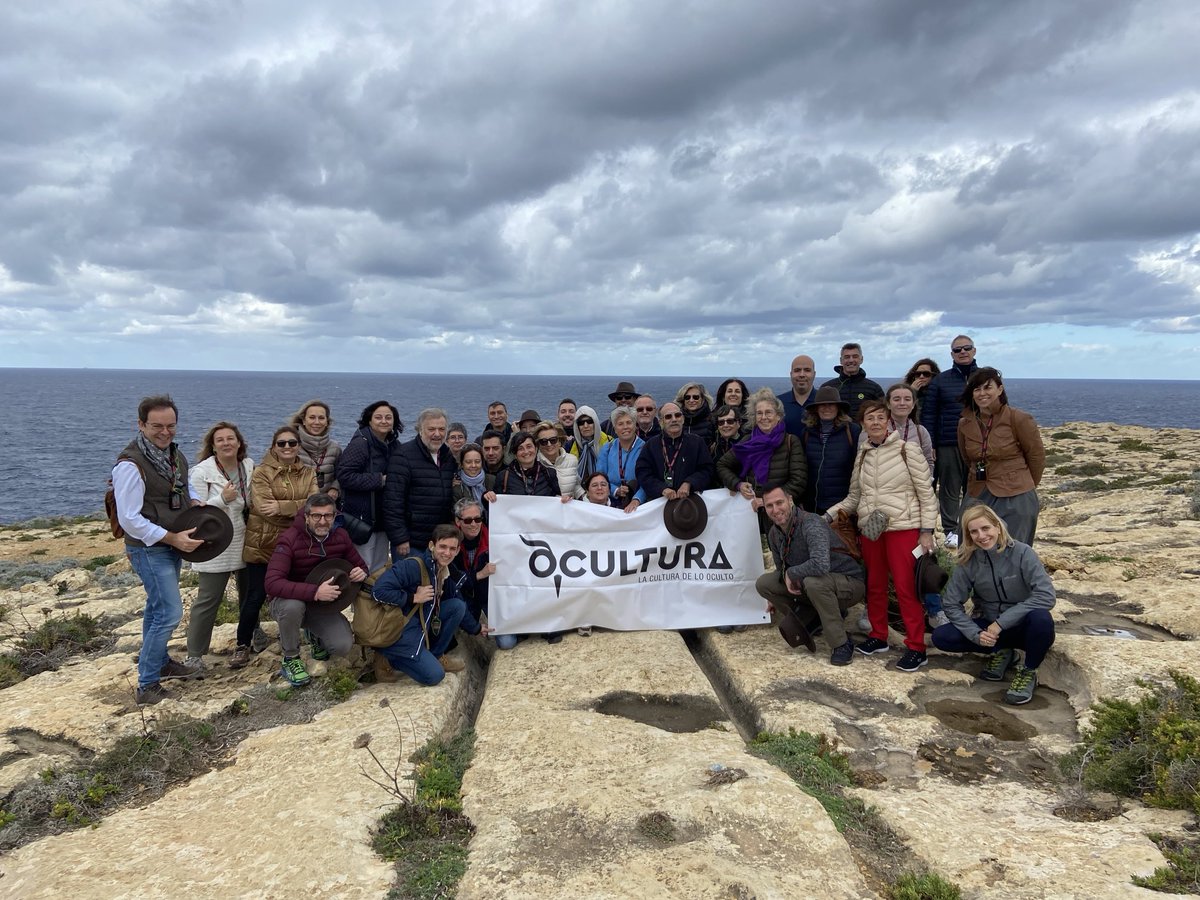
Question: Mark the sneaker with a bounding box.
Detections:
[716,625,734,634]
[439,654,466,674]
[830,640,855,666]
[979,648,1016,682]
[136,682,171,705]
[1004,667,1038,705]
[929,611,951,629]
[183,656,207,674]
[160,657,202,680]
[944,532,960,549]
[544,632,564,644]
[856,637,890,656]
[895,649,929,672]
[251,626,271,653]
[577,626,592,637]
[280,656,311,686]
[229,645,252,669]
[304,628,330,662]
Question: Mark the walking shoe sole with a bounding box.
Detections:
[856,643,890,656]
[1004,692,1034,705]
[896,657,929,672]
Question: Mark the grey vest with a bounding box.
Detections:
[119,439,190,548]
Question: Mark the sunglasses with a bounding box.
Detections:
[635,406,655,413]
[952,345,975,353]
[576,417,594,426]
[717,417,739,425]
[662,412,684,420]
[275,439,299,447]
[683,393,702,401]
[614,394,636,401]
[536,437,559,447]
[457,516,484,524]
[914,370,934,377]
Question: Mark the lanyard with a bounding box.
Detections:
[617,442,633,481]
[520,462,542,493]
[976,415,994,461]
[216,459,247,505]
[780,512,798,563]
[889,418,913,443]
[661,436,683,479]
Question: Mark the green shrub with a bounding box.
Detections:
[1116,438,1154,452]
[891,870,962,899]
[1060,671,1200,815]
[1133,834,1200,893]
[1051,431,1080,440]
[83,555,119,571]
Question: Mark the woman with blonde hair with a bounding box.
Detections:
[931,503,1056,705]
[290,399,341,497]
[675,382,714,445]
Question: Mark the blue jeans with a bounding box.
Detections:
[931,609,1056,669]
[127,544,184,689]
[379,597,468,685]
[495,634,519,650]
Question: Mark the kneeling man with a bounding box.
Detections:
[371,524,487,685]
[757,485,866,666]
[265,493,367,686]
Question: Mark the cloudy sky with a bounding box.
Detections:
[2,0,1199,380]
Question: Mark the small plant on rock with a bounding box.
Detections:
[891,870,962,899]
[1133,833,1200,893]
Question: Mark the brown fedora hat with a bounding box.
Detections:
[517,409,541,427]
[777,602,817,652]
[664,494,708,541]
[306,558,363,612]
[914,552,948,596]
[809,385,850,413]
[172,506,233,563]
[607,381,640,402]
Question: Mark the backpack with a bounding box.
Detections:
[105,457,144,540]
[352,557,430,648]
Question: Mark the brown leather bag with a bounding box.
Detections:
[351,557,429,648]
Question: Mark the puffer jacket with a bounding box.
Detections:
[958,404,1045,499]
[920,361,978,447]
[382,437,456,550]
[799,422,861,514]
[826,432,936,533]
[821,367,883,419]
[539,449,582,499]
[243,453,317,564]
[716,432,807,504]
[264,513,367,602]
[336,427,397,530]
[496,460,561,497]
[682,401,714,445]
[941,540,1055,642]
[188,456,254,573]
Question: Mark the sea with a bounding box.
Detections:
[1,368,1197,525]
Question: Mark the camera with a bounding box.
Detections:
[973,461,987,481]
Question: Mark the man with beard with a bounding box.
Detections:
[821,343,883,421]
[383,408,456,560]
[632,402,714,508]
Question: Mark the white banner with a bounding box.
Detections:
[488,490,768,633]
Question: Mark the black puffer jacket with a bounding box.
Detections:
[382,438,456,549]
[920,361,978,447]
[682,401,714,445]
[821,367,884,420]
[336,427,397,530]
[495,461,561,497]
[799,422,861,515]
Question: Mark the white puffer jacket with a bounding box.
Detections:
[827,432,936,533]
[188,456,254,573]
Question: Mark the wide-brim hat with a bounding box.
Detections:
[173,506,234,563]
[777,600,816,652]
[607,381,640,402]
[914,552,948,596]
[664,494,708,541]
[306,558,362,612]
[809,385,850,413]
[517,409,541,428]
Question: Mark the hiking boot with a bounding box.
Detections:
[136,682,171,705]
[856,637,890,656]
[1004,667,1038,705]
[439,654,466,674]
[979,648,1016,682]
[160,657,202,680]
[830,640,855,667]
[373,652,398,683]
[944,532,960,549]
[304,628,330,662]
[183,656,207,674]
[251,626,271,653]
[895,649,929,672]
[228,645,252,669]
[280,656,311,687]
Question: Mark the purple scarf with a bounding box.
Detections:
[732,421,785,484]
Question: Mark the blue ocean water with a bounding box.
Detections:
[1,368,1197,524]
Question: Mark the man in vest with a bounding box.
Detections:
[113,395,205,705]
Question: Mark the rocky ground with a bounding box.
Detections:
[0,421,1197,898]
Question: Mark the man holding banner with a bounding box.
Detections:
[631,402,714,509]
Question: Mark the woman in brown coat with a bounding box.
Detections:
[957,367,1045,545]
[232,425,317,667]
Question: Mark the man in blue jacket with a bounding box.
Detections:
[920,336,980,547]
[779,354,817,437]
[382,408,456,559]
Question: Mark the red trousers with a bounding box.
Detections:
[860,528,925,652]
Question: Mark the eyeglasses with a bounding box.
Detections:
[952,345,975,353]
[576,417,594,426]
[683,393,702,401]
[536,437,559,447]
[275,439,299,447]
[457,516,483,524]
[306,512,334,520]
[662,412,683,420]
[635,406,655,413]
[717,417,738,426]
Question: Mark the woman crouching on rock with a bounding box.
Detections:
[931,503,1056,706]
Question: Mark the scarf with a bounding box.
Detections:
[297,426,332,485]
[458,467,487,505]
[136,434,184,493]
[732,421,785,484]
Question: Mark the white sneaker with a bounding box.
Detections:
[944,532,959,549]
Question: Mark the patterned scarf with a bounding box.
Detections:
[136,433,184,493]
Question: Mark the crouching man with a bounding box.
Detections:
[265,493,367,686]
[757,484,866,666]
[370,524,489,685]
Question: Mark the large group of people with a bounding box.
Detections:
[114,334,1055,708]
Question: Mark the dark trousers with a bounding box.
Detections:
[236,562,268,647]
[935,445,966,533]
[931,609,1056,669]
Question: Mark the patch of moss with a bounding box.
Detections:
[636,810,677,843]
[1116,438,1154,452]
[1051,430,1080,440]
